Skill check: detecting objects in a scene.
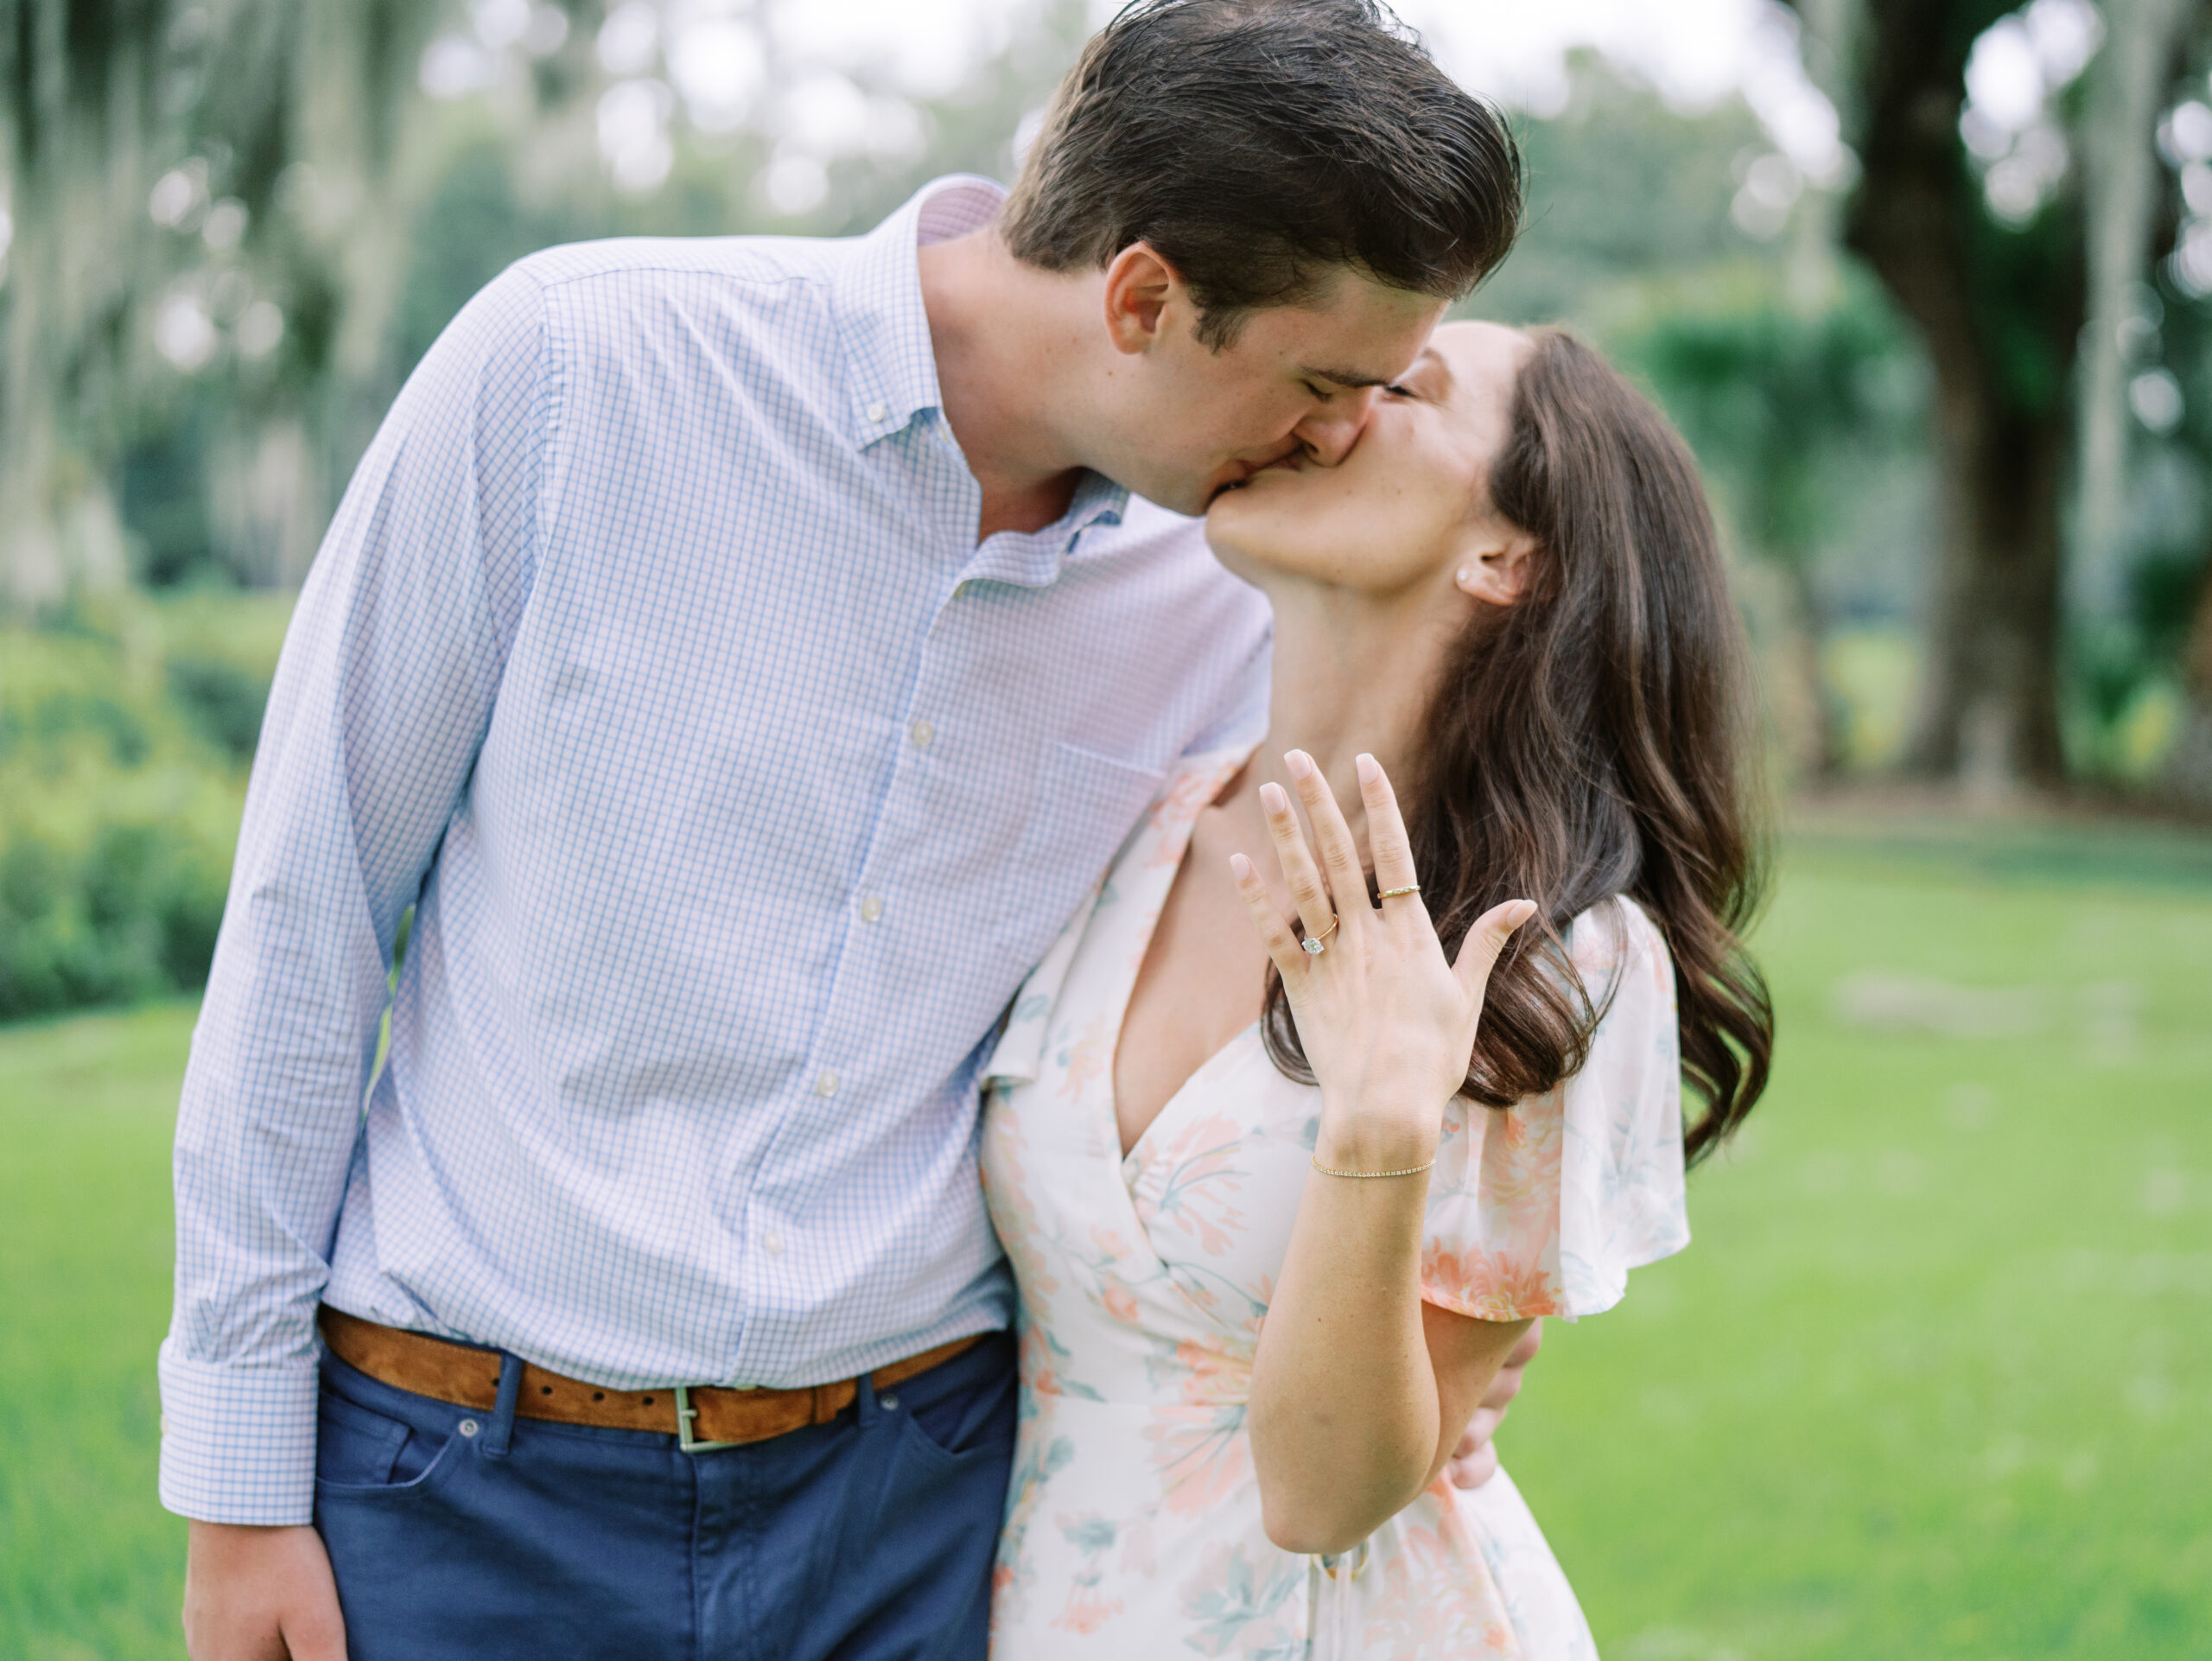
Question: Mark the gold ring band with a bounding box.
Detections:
[1377,884,1421,900]
[1299,914,1340,956]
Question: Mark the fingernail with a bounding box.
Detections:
[1284,750,1314,780]
[1355,753,1379,784]
[1260,782,1288,814]
[1510,901,1538,927]
[1230,852,1253,880]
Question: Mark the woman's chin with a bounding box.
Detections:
[1199,506,1277,583]
[1202,487,1257,544]
[1203,477,1274,532]
[1205,474,1325,581]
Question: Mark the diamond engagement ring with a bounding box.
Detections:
[1300,915,1340,955]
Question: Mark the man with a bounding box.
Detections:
[163,3,1529,1656]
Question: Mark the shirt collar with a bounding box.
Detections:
[833,175,1135,581]
[831,175,1004,449]
[957,468,1129,589]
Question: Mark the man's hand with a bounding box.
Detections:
[184,1521,348,1661]
[1446,1319,1541,1489]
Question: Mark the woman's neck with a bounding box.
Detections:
[1232,575,1465,847]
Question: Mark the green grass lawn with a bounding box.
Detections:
[2,825,2208,1658]
[1506,830,2212,1659]
[1,1002,194,1660]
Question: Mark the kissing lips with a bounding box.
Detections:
[1209,463,1259,506]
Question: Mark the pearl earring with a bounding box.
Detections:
[1456,566,1473,587]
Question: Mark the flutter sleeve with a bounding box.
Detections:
[1419,896,1690,1322]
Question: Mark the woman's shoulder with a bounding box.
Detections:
[1561,893,1673,990]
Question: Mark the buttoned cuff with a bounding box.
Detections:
[157,1340,322,1524]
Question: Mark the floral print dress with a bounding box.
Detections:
[980,747,1691,1660]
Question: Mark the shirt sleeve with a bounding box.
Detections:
[1418,897,1689,1324]
[157,264,550,1524]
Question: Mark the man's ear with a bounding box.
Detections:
[1454,530,1540,607]
[1101,243,1181,356]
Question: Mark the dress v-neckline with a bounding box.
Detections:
[1116,1021,1261,1170]
[1103,748,1262,1173]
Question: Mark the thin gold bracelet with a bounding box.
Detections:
[1310,1154,1436,1179]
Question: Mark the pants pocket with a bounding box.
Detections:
[316,1391,413,1487]
[315,1384,462,1495]
[899,1351,1018,1471]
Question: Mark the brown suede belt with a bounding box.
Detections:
[318,1307,983,1448]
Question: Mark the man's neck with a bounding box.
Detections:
[918,227,1096,543]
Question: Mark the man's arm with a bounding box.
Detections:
[1447,1318,1541,1488]
[160,263,550,1532]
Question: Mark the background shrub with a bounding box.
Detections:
[0,593,286,1020]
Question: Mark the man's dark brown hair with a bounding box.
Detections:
[1001,0,1522,348]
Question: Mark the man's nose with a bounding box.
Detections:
[1293,388,1379,467]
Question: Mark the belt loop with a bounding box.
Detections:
[853,1369,879,1429]
[483,1353,523,1459]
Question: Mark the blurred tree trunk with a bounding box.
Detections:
[1838,0,2081,792]
[2075,0,2196,577]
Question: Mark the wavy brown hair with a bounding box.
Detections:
[1262,328,1774,1163]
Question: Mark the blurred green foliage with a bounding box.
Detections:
[1611,267,1932,773]
[1618,270,1927,571]
[0,593,290,1019]
[7,16,2208,1022]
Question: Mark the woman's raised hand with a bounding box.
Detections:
[1230,750,1535,1173]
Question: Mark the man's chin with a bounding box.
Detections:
[1116,463,1250,519]
[1137,478,1217,518]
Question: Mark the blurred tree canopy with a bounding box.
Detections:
[4,0,2212,811]
[0,0,1096,608]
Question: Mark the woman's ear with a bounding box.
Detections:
[1454,530,1540,607]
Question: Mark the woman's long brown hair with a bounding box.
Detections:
[1262,328,1774,1163]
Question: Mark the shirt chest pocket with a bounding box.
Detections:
[991,741,1166,969]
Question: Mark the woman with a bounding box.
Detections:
[979,321,1774,1658]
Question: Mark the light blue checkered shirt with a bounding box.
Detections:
[160,176,1272,1524]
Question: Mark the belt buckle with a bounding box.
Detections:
[673,1384,740,1454]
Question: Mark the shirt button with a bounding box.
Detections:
[816,1070,840,1098]
[867,400,888,423]
[859,894,883,924]
[762,1231,785,1257]
[908,719,935,750]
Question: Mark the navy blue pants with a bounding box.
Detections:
[313,1333,1017,1661]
